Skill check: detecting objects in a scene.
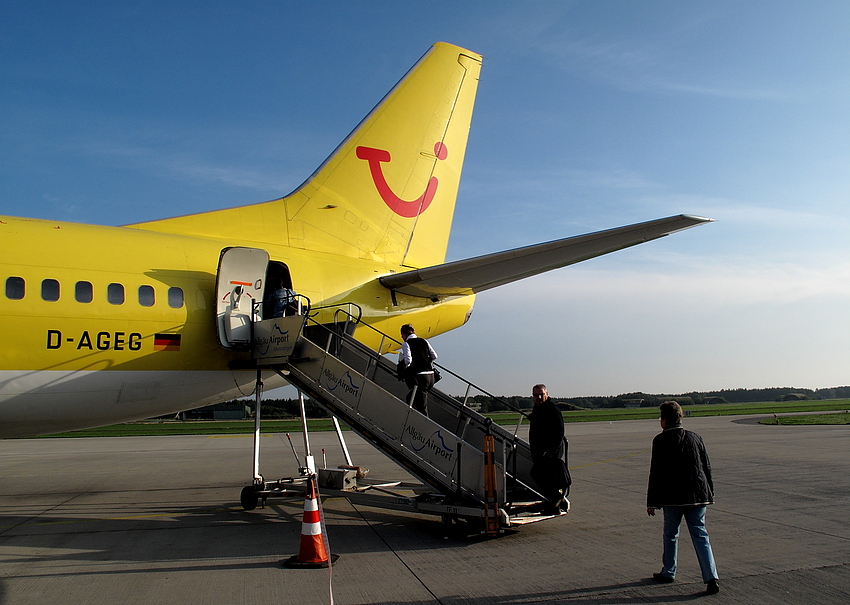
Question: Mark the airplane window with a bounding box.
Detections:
[107,283,125,305]
[168,287,184,309]
[41,279,60,302]
[138,285,155,307]
[75,281,93,303]
[5,277,25,300]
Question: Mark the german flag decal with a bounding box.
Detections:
[154,333,181,351]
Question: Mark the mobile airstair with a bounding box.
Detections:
[239,303,568,533]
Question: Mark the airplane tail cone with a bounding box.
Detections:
[282,477,339,569]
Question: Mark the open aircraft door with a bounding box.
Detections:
[215,247,269,350]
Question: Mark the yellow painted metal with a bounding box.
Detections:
[0,215,475,372]
[0,43,481,378]
[126,43,482,270]
[0,43,481,375]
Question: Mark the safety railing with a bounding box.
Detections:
[290,308,546,507]
[325,307,533,432]
[253,292,312,321]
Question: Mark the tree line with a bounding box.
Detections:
[217,385,850,418]
[465,386,850,413]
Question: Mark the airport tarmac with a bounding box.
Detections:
[1,414,848,604]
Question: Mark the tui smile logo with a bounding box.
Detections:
[356,143,448,218]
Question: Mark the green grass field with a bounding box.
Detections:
[485,399,850,427]
[30,399,850,438]
[758,411,850,425]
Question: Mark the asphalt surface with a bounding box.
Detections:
[1,414,848,604]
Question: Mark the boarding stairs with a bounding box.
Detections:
[243,304,567,531]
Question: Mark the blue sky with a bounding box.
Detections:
[2,1,848,397]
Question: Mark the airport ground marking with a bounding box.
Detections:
[570,448,649,470]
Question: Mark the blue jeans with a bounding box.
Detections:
[661,505,718,582]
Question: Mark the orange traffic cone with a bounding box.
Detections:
[282,477,339,568]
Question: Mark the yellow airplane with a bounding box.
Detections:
[0,43,711,439]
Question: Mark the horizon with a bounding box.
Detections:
[252,383,850,404]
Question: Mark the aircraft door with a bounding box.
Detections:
[215,247,270,350]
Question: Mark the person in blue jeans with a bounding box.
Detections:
[646,401,720,595]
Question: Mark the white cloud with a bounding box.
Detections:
[436,260,850,397]
[513,14,788,101]
[492,258,850,306]
[70,134,299,193]
[683,199,849,230]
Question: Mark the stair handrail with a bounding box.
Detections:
[307,306,534,427]
[290,305,548,505]
[253,292,312,319]
[308,301,363,324]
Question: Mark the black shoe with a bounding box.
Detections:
[706,579,719,595]
[652,572,674,583]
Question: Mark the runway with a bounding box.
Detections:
[1,415,848,604]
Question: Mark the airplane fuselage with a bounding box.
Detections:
[0,215,474,437]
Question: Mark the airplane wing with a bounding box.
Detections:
[379,214,714,299]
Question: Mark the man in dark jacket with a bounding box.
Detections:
[647,401,719,595]
[529,384,570,515]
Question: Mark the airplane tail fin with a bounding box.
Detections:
[129,43,482,268]
[286,42,481,267]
